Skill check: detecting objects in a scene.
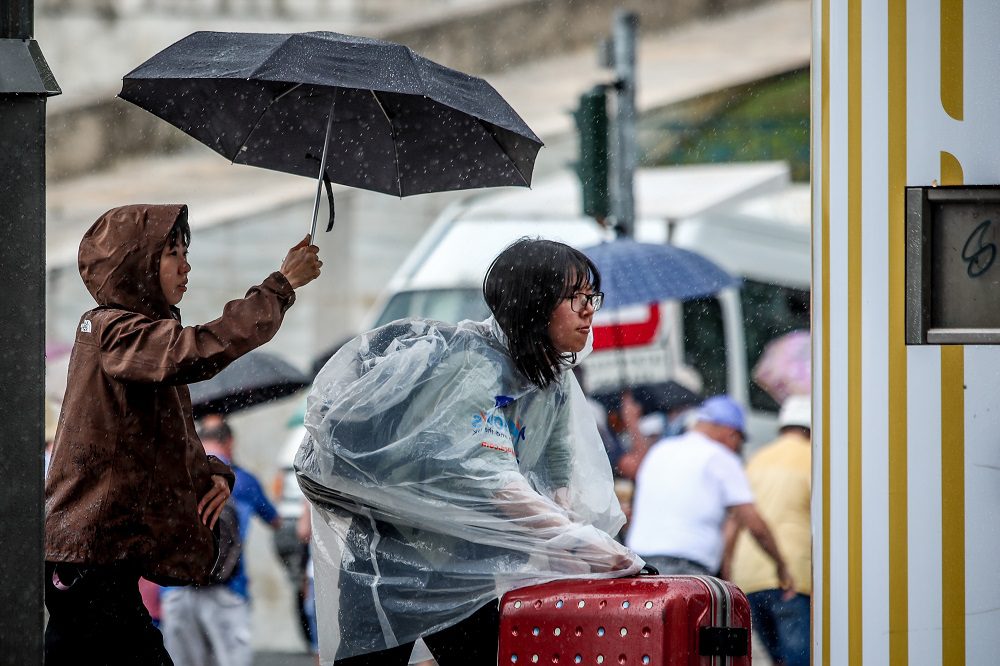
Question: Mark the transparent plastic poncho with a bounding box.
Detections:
[296,317,643,662]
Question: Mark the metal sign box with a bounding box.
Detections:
[906,186,1000,344]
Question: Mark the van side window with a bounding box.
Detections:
[375,288,491,327]
[681,297,727,399]
[741,280,811,412]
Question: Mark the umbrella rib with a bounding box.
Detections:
[476,119,531,187]
[232,82,303,161]
[371,90,404,198]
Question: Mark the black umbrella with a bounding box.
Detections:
[592,381,701,416]
[309,334,355,379]
[119,31,543,238]
[188,351,310,418]
[630,381,702,415]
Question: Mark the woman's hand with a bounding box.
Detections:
[198,474,231,530]
[279,235,322,289]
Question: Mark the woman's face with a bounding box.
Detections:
[548,283,597,353]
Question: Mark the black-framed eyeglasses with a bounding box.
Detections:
[566,291,604,312]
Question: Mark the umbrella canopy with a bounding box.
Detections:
[591,380,702,416]
[751,329,810,404]
[582,239,737,310]
[188,351,310,418]
[119,31,543,234]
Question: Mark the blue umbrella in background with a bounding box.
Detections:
[582,239,737,310]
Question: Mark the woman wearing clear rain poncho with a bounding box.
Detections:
[296,238,644,665]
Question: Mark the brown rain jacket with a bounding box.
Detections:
[45,204,296,585]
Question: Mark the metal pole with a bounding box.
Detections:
[309,94,336,240]
[1,0,32,38]
[610,10,638,238]
[0,1,58,663]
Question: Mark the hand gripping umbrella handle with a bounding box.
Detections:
[310,94,337,239]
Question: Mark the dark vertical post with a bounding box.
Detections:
[610,10,638,238]
[0,1,59,663]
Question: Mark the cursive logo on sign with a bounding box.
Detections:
[961,219,996,278]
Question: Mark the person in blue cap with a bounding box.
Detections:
[625,395,794,592]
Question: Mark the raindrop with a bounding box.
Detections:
[532,656,539,664]
[533,627,540,636]
[514,601,522,609]
[553,628,561,636]
[574,656,582,664]
[644,601,653,609]
[642,657,650,665]
[556,600,564,608]
[597,657,605,665]
[620,628,628,637]
[622,601,630,609]
[512,656,518,663]
[642,627,651,638]
[578,600,586,608]
[597,627,605,637]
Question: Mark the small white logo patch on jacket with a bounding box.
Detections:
[80,319,92,333]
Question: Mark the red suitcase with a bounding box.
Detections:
[499,575,751,666]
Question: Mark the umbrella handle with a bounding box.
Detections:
[310,94,337,240]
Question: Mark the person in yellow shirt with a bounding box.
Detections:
[726,394,811,666]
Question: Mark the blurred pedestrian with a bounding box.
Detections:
[573,365,626,472]
[44,204,321,665]
[138,578,163,628]
[162,416,283,666]
[728,395,812,666]
[615,379,701,479]
[626,395,793,592]
[300,238,641,664]
[297,499,319,665]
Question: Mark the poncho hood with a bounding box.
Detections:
[78,203,187,320]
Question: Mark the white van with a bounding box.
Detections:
[364,163,809,449]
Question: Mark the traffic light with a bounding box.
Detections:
[574,85,610,220]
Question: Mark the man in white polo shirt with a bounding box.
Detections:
[626,395,793,594]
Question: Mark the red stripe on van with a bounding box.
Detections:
[592,303,660,349]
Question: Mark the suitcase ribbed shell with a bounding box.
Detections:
[499,575,751,666]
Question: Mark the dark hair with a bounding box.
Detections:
[197,420,232,443]
[483,238,601,389]
[166,211,191,249]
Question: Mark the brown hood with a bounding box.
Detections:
[79,204,187,321]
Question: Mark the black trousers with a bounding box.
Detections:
[333,599,500,666]
[44,561,173,666]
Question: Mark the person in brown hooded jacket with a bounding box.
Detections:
[44,203,321,665]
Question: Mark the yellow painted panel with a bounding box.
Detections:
[940,0,963,121]
[888,1,908,663]
[938,151,964,666]
[939,344,965,666]
[848,1,863,664]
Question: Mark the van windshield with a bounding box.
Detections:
[374,288,491,327]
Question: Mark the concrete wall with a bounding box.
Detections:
[43,0,772,180]
[384,0,767,75]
